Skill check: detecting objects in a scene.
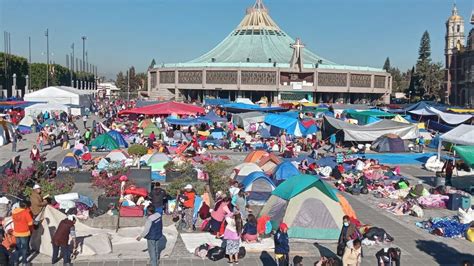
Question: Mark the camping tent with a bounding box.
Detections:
[345,109,396,125]
[453,146,474,168]
[147,153,170,165]
[232,112,266,131]
[0,120,14,146]
[18,115,36,127]
[106,150,130,161]
[257,153,281,173]
[322,116,419,142]
[119,101,205,116]
[60,153,80,168]
[107,130,129,148]
[90,134,120,151]
[273,161,300,181]
[142,124,161,137]
[97,158,110,170]
[241,172,276,205]
[259,174,345,240]
[24,86,92,107]
[371,134,408,153]
[230,162,263,181]
[24,103,70,117]
[245,150,270,163]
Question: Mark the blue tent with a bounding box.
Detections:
[107,130,129,148]
[60,153,80,168]
[222,103,286,113]
[258,127,271,138]
[426,120,454,133]
[303,124,318,136]
[241,172,276,205]
[166,117,204,126]
[210,128,226,139]
[273,161,300,181]
[428,134,440,149]
[201,111,227,123]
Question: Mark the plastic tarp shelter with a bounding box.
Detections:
[24,103,70,117]
[426,120,454,133]
[438,124,474,158]
[201,111,227,123]
[24,86,92,107]
[203,98,230,106]
[166,117,204,126]
[18,116,35,127]
[404,101,446,112]
[322,116,419,142]
[453,146,474,168]
[232,112,265,131]
[119,101,205,116]
[409,106,472,125]
[345,109,396,125]
[107,130,129,148]
[90,134,120,151]
[223,103,286,113]
[264,114,304,137]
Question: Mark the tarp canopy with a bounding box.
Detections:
[222,103,286,113]
[201,111,227,123]
[439,124,474,146]
[142,124,161,137]
[426,120,454,133]
[265,114,304,137]
[203,98,230,106]
[18,115,36,127]
[120,101,205,116]
[24,86,92,107]
[453,146,474,168]
[232,112,265,131]
[107,130,128,148]
[24,103,70,116]
[404,101,446,112]
[322,116,419,142]
[166,117,204,126]
[345,109,395,125]
[409,106,472,125]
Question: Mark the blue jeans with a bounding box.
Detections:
[52,244,71,264]
[15,236,29,264]
[155,207,163,215]
[147,237,164,266]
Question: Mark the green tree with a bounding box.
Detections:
[383,57,391,71]
[115,71,126,90]
[136,72,147,90]
[414,31,432,97]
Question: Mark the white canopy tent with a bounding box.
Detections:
[409,106,472,125]
[24,86,92,107]
[437,124,474,158]
[24,103,70,117]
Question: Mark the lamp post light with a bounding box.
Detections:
[45,29,49,87]
[81,36,87,72]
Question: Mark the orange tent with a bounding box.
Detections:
[244,150,269,163]
[258,153,281,173]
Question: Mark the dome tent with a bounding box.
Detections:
[371,133,408,153]
[259,174,345,240]
[107,130,129,148]
[241,172,276,205]
[230,162,263,182]
[273,161,300,181]
[90,134,120,151]
[60,153,80,169]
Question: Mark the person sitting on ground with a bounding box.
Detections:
[342,238,362,266]
[375,247,401,266]
[241,214,258,243]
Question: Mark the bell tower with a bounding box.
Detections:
[445,4,465,104]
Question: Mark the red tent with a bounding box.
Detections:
[119,101,205,116]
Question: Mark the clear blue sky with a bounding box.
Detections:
[1,0,472,79]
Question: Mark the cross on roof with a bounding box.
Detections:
[291,38,305,57]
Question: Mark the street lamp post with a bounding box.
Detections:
[127,69,130,102]
[45,29,49,87]
[81,36,87,72]
[71,43,75,86]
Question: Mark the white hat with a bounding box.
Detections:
[184,184,193,190]
[33,184,41,190]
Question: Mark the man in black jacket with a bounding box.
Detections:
[151,182,167,215]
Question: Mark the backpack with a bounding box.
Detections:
[194,243,211,259]
[200,219,210,232]
[207,246,225,261]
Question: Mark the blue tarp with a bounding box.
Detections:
[354,152,437,165]
[273,161,300,181]
[259,127,271,138]
[426,120,454,133]
[265,114,304,136]
[204,98,230,106]
[222,103,286,113]
[210,128,226,139]
[201,111,227,123]
[428,134,440,149]
[303,124,318,135]
[280,111,300,118]
[166,117,206,126]
[404,101,447,112]
[107,130,129,148]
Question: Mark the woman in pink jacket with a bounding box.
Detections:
[209,196,231,238]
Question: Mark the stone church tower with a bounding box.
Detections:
[445,4,465,104]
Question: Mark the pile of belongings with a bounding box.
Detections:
[52,193,95,219]
[194,243,246,261]
[416,216,471,238]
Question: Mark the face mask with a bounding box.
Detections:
[344,222,349,226]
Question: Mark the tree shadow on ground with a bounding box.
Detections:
[415,239,474,265]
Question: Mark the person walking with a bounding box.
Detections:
[329,133,337,153]
[82,115,87,128]
[338,215,359,256]
[274,223,290,266]
[51,215,77,265]
[279,131,287,153]
[30,145,41,162]
[182,184,196,232]
[137,206,165,266]
[224,212,243,264]
[418,136,425,153]
[11,131,17,152]
[83,128,92,146]
[342,239,362,266]
[12,201,33,265]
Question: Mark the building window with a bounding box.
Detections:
[150,72,157,88]
[457,25,461,33]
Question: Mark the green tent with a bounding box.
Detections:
[143,124,161,137]
[453,146,474,168]
[90,133,120,151]
[259,174,345,240]
[345,110,395,125]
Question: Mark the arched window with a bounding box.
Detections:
[457,25,461,32]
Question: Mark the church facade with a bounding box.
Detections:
[445,4,474,106]
[148,0,391,104]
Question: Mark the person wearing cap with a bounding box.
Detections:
[30,184,48,217]
[12,201,33,265]
[51,215,77,265]
[274,223,290,266]
[137,206,164,266]
[182,184,196,232]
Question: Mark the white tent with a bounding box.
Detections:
[24,86,92,107]
[410,106,472,125]
[232,112,265,131]
[18,115,35,127]
[437,124,474,159]
[24,103,70,117]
